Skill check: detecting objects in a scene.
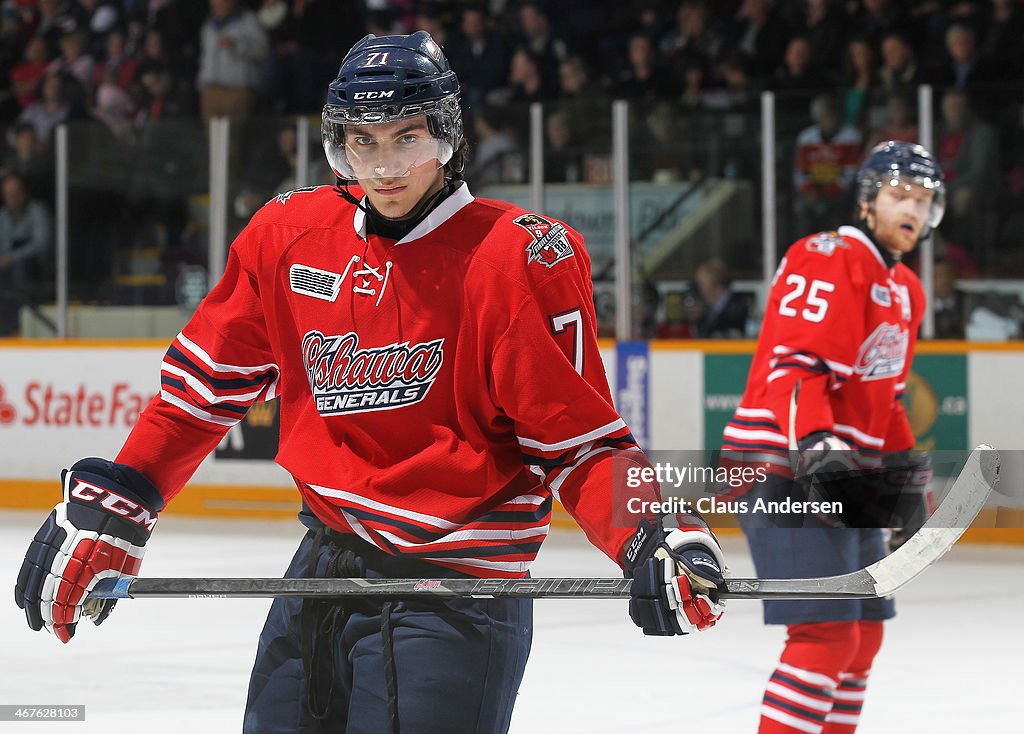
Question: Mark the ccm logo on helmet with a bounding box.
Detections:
[69,479,158,532]
[353,90,395,100]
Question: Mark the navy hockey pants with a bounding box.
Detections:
[738,474,896,625]
[243,514,533,734]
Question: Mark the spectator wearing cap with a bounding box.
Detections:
[197,0,269,127]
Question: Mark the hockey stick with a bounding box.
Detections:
[89,445,998,602]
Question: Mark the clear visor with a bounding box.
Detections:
[866,173,946,230]
[885,174,945,229]
[322,107,454,180]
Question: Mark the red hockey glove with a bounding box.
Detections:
[623,516,727,636]
[14,458,163,643]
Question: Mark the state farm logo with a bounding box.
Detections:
[855,323,907,381]
[0,381,151,427]
[0,384,16,425]
[301,330,444,416]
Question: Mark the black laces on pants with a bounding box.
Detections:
[300,527,401,734]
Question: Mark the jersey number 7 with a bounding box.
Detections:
[549,308,584,375]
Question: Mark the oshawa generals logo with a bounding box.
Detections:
[302,330,444,415]
[513,213,574,268]
[855,323,908,381]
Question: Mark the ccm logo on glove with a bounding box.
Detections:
[68,479,159,531]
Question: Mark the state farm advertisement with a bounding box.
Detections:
[0,345,295,487]
[0,346,163,479]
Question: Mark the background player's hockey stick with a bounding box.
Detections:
[89,445,998,602]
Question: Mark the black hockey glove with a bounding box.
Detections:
[795,431,861,526]
[880,450,934,550]
[623,515,726,636]
[14,458,163,643]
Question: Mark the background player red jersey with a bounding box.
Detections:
[726,141,945,734]
[721,224,923,479]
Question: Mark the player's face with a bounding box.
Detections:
[346,118,446,220]
[861,181,934,256]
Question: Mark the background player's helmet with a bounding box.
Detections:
[856,140,946,234]
[322,31,463,180]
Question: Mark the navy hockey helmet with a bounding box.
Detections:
[856,140,946,233]
[322,31,464,180]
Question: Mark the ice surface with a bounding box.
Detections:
[1,511,1021,733]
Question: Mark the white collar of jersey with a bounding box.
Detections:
[352,183,475,245]
[838,225,888,269]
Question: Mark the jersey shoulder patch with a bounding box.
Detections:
[804,230,848,256]
[512,213,575,268]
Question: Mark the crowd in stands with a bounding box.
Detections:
[1,0,1023,334]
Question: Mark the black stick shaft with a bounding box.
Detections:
[89,575,877,600]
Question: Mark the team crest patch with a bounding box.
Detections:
[805,231,847,256]
[290,264,342,302]
[871,283,892,307]
[855,323,907,380]
[514,213,574,268]
[302,330,444,415]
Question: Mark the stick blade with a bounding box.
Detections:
[721,445,999,600]
[863,444,999,596]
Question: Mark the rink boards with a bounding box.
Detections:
[0,338,1021,542]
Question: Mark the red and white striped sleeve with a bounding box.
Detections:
[117,238,279,502]
[491,269,658,567]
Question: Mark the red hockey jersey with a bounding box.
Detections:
[116,184,651,577]
[721,225,923,476]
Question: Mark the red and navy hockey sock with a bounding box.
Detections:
[759,621,860,733]
[821,621,884,733]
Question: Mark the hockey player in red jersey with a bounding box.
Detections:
[721,141,944,733]
[15,32,726,733]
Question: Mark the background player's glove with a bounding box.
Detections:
[14,458,163,643]
[623,516,726,636]
[795,431,859,526]
[881,450,935,550]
